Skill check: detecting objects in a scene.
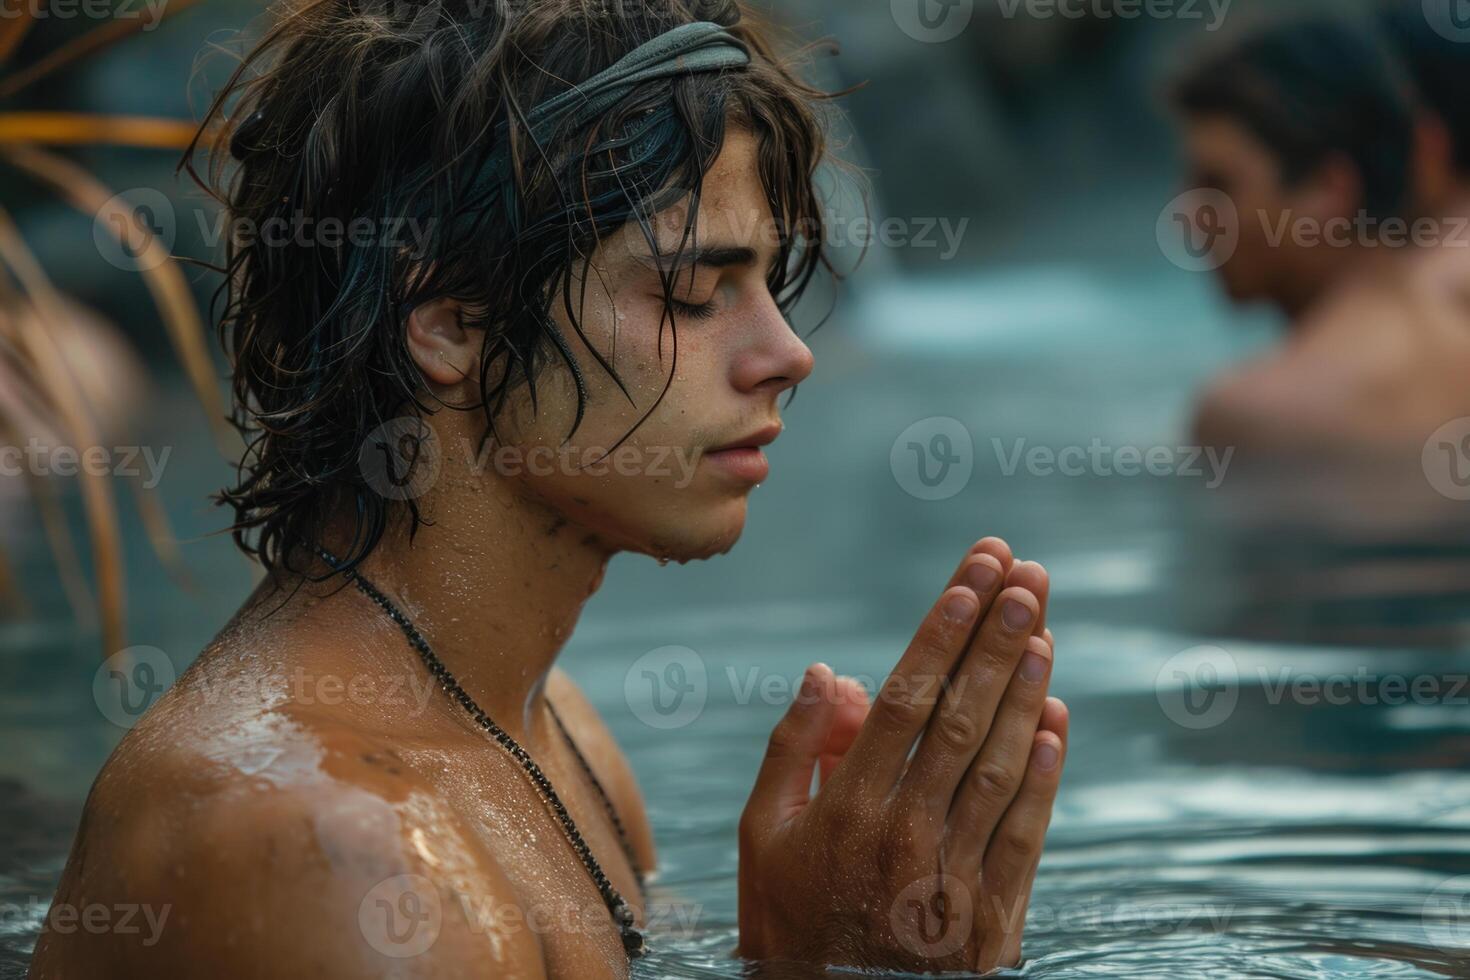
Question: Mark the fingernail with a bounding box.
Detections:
[1019,651,1048,683]
[944,591,978,622]
[1002,599,1033,631]
[1032,742,1059,772]
[799,666,818,699]
[965,561,999,593]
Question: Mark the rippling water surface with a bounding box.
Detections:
[4,273,1470,978]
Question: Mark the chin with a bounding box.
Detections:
[621,496,752,563]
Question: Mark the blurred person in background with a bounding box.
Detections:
[1170,16,1470,463]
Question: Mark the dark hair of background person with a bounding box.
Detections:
[1169,14,1419,219]
[1379,0,1470,177]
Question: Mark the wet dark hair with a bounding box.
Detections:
[184,0,843,576]
[1380,1,1470,176]
[1169,16,1417,219]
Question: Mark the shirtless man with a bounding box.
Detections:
[1171,16,1470,462]
[28,2,1068,977]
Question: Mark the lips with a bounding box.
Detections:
[703,423,781,484]
[707,423,782,455]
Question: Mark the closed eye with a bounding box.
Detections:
[669,298,718,321]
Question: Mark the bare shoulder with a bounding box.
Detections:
[1192,358,1301,451]
[1191,349,1363,458]
[546,668,658,874]
[29,706,547,980]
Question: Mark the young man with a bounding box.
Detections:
[1172,17,1470,462]
[30,2,1068,977]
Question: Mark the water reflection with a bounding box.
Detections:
[4,270,1470,977]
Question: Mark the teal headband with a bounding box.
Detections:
[229,21,749,163]
[517,21,751,144]
[462,20,752,230]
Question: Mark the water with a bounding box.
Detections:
[4,269,1470,978]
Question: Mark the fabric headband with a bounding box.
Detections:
[456,19,751,234]
[230,21,751,163]
[515,20,751,145]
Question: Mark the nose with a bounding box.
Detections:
[730,289,815,397]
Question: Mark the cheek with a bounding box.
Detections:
[574,290,733,427]
[503,293,695,450]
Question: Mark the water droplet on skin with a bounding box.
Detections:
[656,557,670,567]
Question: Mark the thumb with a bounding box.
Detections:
[818,675,872,785]
[745,663,837,831]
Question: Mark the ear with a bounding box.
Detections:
[1412,114,1456,213]
[1301,153,1365,222]
[405,297,480,390]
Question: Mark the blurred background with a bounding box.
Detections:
[4,0,1470,976]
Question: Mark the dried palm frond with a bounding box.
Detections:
[0,0,228,652]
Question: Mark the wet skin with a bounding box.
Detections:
[29,129,1068,978]
[1181,115,1470,461]
[1194,238,1470,461]
[30,593,658,980]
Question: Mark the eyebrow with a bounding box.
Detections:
[652,244,780,278]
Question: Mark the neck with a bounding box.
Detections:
[324,471,614,743]
[1285,241,1417,323]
